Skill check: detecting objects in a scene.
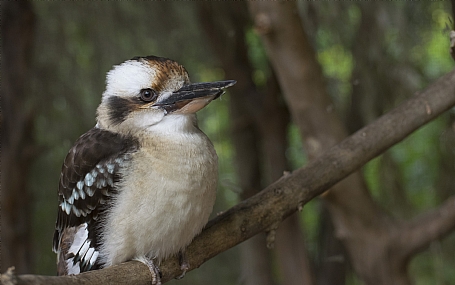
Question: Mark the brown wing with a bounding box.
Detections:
[53,127,138,275]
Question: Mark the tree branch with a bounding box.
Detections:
[4,69,455,284]
[399,195,455,258]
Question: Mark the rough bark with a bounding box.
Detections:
[1,0,36,274]
[247,2,454,284]
[4,66,455,285]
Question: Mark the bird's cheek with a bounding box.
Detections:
[130,110,166,129]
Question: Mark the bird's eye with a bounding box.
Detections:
[140,88,157,102]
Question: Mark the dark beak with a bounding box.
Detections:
[154,80,236,114]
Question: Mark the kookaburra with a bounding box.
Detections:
[53,55,235,283]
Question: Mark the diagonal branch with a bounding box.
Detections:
[4,69,455,285]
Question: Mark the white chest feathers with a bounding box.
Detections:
[98,130,218,266]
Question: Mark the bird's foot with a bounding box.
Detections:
[135,256,162,285]
[176,251,190,280]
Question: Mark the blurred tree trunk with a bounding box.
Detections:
[1,0,36,274]
[196,4,273,284]
[436,113,455,202]
[247,2,411,284]
[346,3,385,133]
[316,205,347,285]
[196,3,315,285]
[301,5,350,285]
[263,72,316,285]
[347,3,417,216]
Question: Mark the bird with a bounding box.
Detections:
[52,55,236,283]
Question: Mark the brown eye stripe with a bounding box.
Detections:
[106,96,143,125]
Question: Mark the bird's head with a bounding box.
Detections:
[96,56,235,134]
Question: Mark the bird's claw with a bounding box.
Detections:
[135,256,162,285]
[176,251,190,280]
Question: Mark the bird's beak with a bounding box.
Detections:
[154,80,236,114]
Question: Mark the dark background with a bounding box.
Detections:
[2,2,455,284]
